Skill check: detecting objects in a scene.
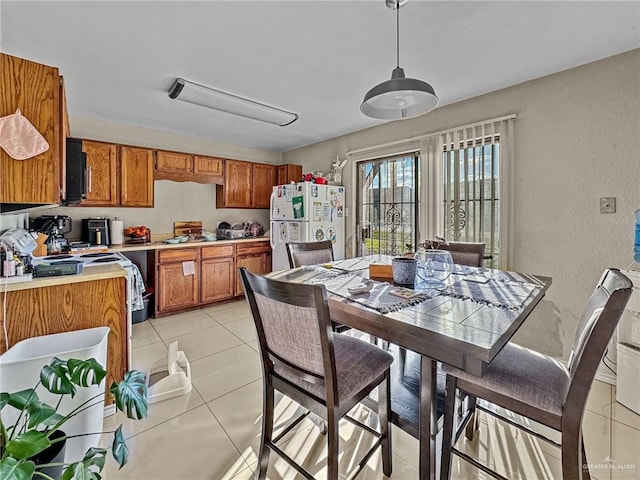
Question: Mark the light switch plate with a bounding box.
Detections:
[600,197,616,214]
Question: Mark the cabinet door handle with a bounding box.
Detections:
[87,166,93,193]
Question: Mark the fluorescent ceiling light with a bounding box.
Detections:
[168,78,298,126]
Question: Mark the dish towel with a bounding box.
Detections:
[130,263,146,312]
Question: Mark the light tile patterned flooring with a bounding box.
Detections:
[103,300,640,479]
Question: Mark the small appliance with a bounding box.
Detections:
[82,218,111,246]
[31,215,72,253]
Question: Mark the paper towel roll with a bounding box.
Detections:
[110,219,124,245]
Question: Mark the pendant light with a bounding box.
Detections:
[361,0,438,120]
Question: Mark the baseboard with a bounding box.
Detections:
[594,366,616,386]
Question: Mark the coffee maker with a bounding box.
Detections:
[31,215,72,254]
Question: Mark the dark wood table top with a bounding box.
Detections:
[270,256,551,377]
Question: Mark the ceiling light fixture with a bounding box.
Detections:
[168,78,298,126]
[360,0,438,120]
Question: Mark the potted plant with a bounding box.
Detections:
[0,356,148,480]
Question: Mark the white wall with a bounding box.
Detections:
[283,49,640,361]
[45,116,282,239]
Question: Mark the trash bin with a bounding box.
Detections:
[0,327,110,463]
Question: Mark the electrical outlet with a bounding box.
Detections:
[600,197,616,214]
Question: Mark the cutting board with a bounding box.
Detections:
[174,221,203,237]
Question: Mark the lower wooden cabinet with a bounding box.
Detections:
[236,242,272,295]
[201,245,235,303]
[153,243,243,317]
[156,248,200,315]
[0,276,127,404]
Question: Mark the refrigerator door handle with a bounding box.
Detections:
[269,191,276,218]
[270,225,276,250]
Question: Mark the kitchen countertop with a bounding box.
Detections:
[109,236,270,253]
[1,264,127,292]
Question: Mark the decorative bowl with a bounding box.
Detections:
[164,238,180,244]
[177,235,189,243]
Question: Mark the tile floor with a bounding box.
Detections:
[102,300,640,479]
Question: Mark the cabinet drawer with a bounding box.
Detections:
[201,244,235,259]
[158,248,199,263]
[236,242,270,256]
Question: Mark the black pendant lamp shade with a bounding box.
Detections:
[361,1,438,119]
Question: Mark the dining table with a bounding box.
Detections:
[268,255,552,480]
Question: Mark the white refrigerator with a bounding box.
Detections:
[270,182,346,271]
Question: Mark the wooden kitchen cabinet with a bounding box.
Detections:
[1,53,63,205]
[155,150,191,174]
[0,275,127,404]
[277,164,302,186]
[235,241,272,295]
[82,140,118,206]
[216,159,276,209]
[156,248,200,314]
[201,244,236,303]
[155,150,224,184]
[77,141,154,207]
[252,163,276,208]
[120,146,154,207]
[193,155,223,177]
[217,159,252,208]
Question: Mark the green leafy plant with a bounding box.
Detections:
[0,357,147,480]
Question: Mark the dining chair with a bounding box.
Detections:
[439,241,485,267]
[286,240,335,268]
[239,267,394,480]
[286,240,351,333]
[439,268,633,480]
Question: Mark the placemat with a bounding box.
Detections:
[310,273,431,314]
[439,276,540,310]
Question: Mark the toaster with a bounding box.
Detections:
[82,218,111,246]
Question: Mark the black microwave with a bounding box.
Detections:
[63,138,87,205]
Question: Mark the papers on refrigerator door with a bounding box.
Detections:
[277,222,301,242]
[292,196,304,218]
[289,222,301,241]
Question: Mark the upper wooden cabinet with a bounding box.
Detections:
[78,140,153,207]
[277,164,302,186]
[216,159,276,209]
[193,156,223,176]
[252,163,276,208]
[155,150,223,184]
[217,159,252,208]
[82,140,118,206]
[120,146,154,207]
[1,53,64,205]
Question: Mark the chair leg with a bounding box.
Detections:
[464,394,479,441]
[257,379,274,480]
[440,375,458,480]
[379,370,393,477]
[326,410,340,480]
[561,426,584,480]
[398,347,407,376]
[581,435,591,480]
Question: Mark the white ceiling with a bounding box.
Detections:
[2,1,639,152]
